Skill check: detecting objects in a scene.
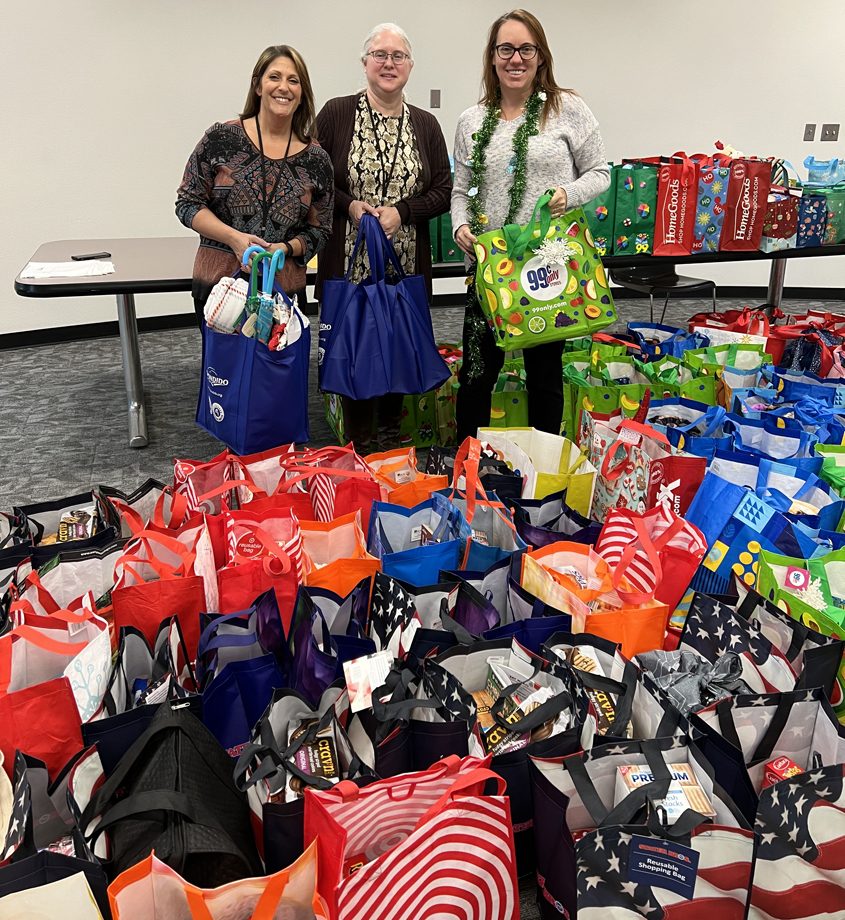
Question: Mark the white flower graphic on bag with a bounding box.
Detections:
[535,238,577,271]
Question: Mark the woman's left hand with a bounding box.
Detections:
[375,206,402,239]
[548,187,568,218]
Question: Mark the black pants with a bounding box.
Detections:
[456,298,564,441]
[341,393,404,453]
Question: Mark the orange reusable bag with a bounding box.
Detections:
[364,447,449,509]
[300,511,380,596]
[108,840,329,919]
[527,541,669,656]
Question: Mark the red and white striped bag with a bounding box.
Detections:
[595,503,707,611]
[304,754,518,920]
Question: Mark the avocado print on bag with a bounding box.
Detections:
[474,197,616,352]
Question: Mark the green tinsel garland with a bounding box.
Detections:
[466,90,543,237]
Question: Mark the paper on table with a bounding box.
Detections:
[20,261,115,279]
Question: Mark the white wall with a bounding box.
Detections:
[4,0,843,335]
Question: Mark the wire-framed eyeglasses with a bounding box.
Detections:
[367,50,411,65]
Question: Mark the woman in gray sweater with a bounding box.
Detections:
[451,8,610,439]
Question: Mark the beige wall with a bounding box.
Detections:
[4,0,843,335]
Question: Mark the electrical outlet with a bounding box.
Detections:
[804,123,816,141]
[430,89,441,109]
[821,123,840,141]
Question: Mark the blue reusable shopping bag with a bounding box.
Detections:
[646,398,731,460]
[197,250,310,452]
[318,214,449,399]
[367,493,471,588]
[627,322,709,360]
[195,590,288,691]
[202,654,285,757]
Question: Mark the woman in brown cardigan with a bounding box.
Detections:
[315,22,452,452]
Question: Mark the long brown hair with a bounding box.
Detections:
[480,9,574,123]
[240,45,316,142]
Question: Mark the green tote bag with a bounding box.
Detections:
[474,194,616,352]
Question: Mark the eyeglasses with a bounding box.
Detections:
[494,43,538,60]
[367,50,411,64]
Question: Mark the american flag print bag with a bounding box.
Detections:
[304,754,518,920]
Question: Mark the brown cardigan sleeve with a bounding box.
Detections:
[395,106,453,225]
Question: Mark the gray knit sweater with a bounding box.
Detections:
[451,93,610,238]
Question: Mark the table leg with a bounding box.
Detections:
[116,293,148,448]
[766,258,787,313]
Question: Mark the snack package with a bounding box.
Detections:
[284,719,341,801]
[762,755,804,788]
[614,763,715,820]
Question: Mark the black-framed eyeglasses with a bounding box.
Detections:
[494,43,538,60]
[367,50,411,64]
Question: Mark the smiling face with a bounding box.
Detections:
[493,18,541,96]
[363,30,413,97]
[256,54,302,120]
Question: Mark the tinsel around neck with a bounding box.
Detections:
[467,89,544,237]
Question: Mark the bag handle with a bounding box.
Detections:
[610,513,686,605]
[414,766,506,832]
[672,404,727,438]
[503,193,553,261]
[262,248,285,298]
[185,870,297,920]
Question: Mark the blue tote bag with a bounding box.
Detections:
[197,249,310,453]
[319,214,449,399]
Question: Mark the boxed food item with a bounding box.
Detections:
[615,763,715,821]
[282,719,341,801]
[762,756,804,788]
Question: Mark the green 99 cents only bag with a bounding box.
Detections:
[474,194,617,352]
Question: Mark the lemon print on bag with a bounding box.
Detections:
[485,289,498,313]
[500,287,513,310]
[565,275,578,295]
[528,316,546,334]
[506,323,524,337]
[482,263,494,284]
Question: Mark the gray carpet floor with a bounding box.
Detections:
[1,294,844,918]
[3,296,841,511]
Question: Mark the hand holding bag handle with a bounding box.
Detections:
[503,192,553,261]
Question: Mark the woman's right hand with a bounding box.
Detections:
[454,223,478,256]
[348,200,379,225]
[228,231,270,268]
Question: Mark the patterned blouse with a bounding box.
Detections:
[344,94,422,282]
[176,119,334,297]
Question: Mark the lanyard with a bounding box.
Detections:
[254,115,292,236]
[364,95,405,201]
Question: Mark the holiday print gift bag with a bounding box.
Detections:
[474,196,616,351]
[612,161,658,254]
[692,161,731,252]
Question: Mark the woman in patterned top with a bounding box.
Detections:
[451,9,610,439]
[315,23,452,452]
[176,45,334,325]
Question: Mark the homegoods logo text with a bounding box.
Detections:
[735,176,760,241]
[664,179,681,243]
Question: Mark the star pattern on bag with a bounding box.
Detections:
[370,573,417,652]
[576,830,665,918]
[422,660,477,726]
[1,752,31,862]
[755,763,845,863]
[683,593,779,673]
